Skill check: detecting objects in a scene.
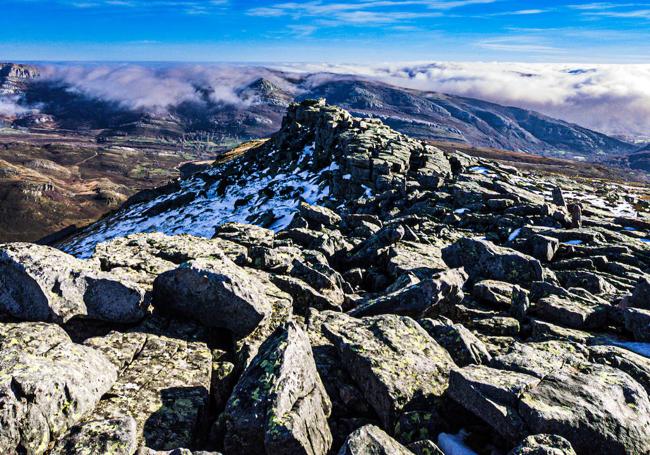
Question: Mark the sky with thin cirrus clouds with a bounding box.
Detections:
[0,1,649,63]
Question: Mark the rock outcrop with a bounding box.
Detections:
[0,100,649,454]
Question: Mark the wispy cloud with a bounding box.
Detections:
[247,0,494,27]
[21,0,229,14]
[488,8,550,16]
[476,36,564,54]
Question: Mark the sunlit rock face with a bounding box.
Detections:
[1,100,650,454]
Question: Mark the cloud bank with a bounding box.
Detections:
[277,62,650,140]
[2,61,649,140]
[37,63,293,112]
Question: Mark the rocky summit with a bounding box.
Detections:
[1,99,650,455]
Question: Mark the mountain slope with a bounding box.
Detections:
[1,100,648,455]
[4,66,637,161]
[300,78,635,157]
[59,99,650,258]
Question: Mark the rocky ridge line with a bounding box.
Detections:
[1,99,650,454]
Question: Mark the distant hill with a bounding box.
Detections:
[2,66,638,161]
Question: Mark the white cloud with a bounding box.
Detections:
[274,61,650,138]
[16,61,650,140]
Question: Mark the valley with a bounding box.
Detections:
[0,129,217,241]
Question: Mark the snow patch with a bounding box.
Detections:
[63,152,336,258]
[438,430,478,455]
[564,240,583,246]
[508,228,522,241]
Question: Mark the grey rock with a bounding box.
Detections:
[93,232,247,288]
[442,238,544,286]
[213,222,275,248]
[350,268,467,318]
[386,241,447,280]
[508,434,576,455]
[51,412,138,455]
[323,313,455,428]
[448,365,538,441]
[472,280,518,309]
[528,235,560,263]
[81,317,213,451]
[407,440,444,455]
[419,318,492,367]
[489,341,588,379]
[0,243,147,323]
[624,308,650,341]
[628,276,650,310]
[518,362,650,454]
[223,321,332,455]
[337,425,413,455]
[532,294,608,330]
[589,344,650,394]
[298,202,342,229]
[152,253,272,338]
[0,322,117,455]
[450,362,650,454]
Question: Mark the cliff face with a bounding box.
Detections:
[0,63,39,95]
[0,100,650,455]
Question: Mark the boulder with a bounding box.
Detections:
[350,268,467,318]
[78,317,213,451]
[449,362,650,454]
[223,321,332,455]
[624,308,650,341]
[508,434,576,455]
[489,341,588,379]
[589,345,650,394]
[298,202,342,229]
[323,313,455,428]
[337,425,413,455]
[0,322,117,454]
[528,235,560,263]
[518,362,650,454]
[419,318,492,367]
[152,253,272,338]
[442,238,544,286]
[448,365,538,441]
[532,294,608,330]
[472,280,518,309]
[0,243,147,323]
[628,276,650,310]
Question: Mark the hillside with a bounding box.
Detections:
[1,100,649,454]
[2,65,638,160]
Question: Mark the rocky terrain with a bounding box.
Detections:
[1,100,649,454]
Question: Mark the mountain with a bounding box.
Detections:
[1,100,649,455]
[3,66,638,161]
[299,78,636,158]
[0,62,39,95]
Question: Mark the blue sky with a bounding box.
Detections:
[0,0,648,62]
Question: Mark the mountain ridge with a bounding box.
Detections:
[1,65,638,161]
[1,99,649,454]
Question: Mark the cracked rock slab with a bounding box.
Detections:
[66,317,213,452]
[0,321,118,455]
[152,252,272,338]
[0,243,148,324]
[223,320,332,455]
[323,313,455,428]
